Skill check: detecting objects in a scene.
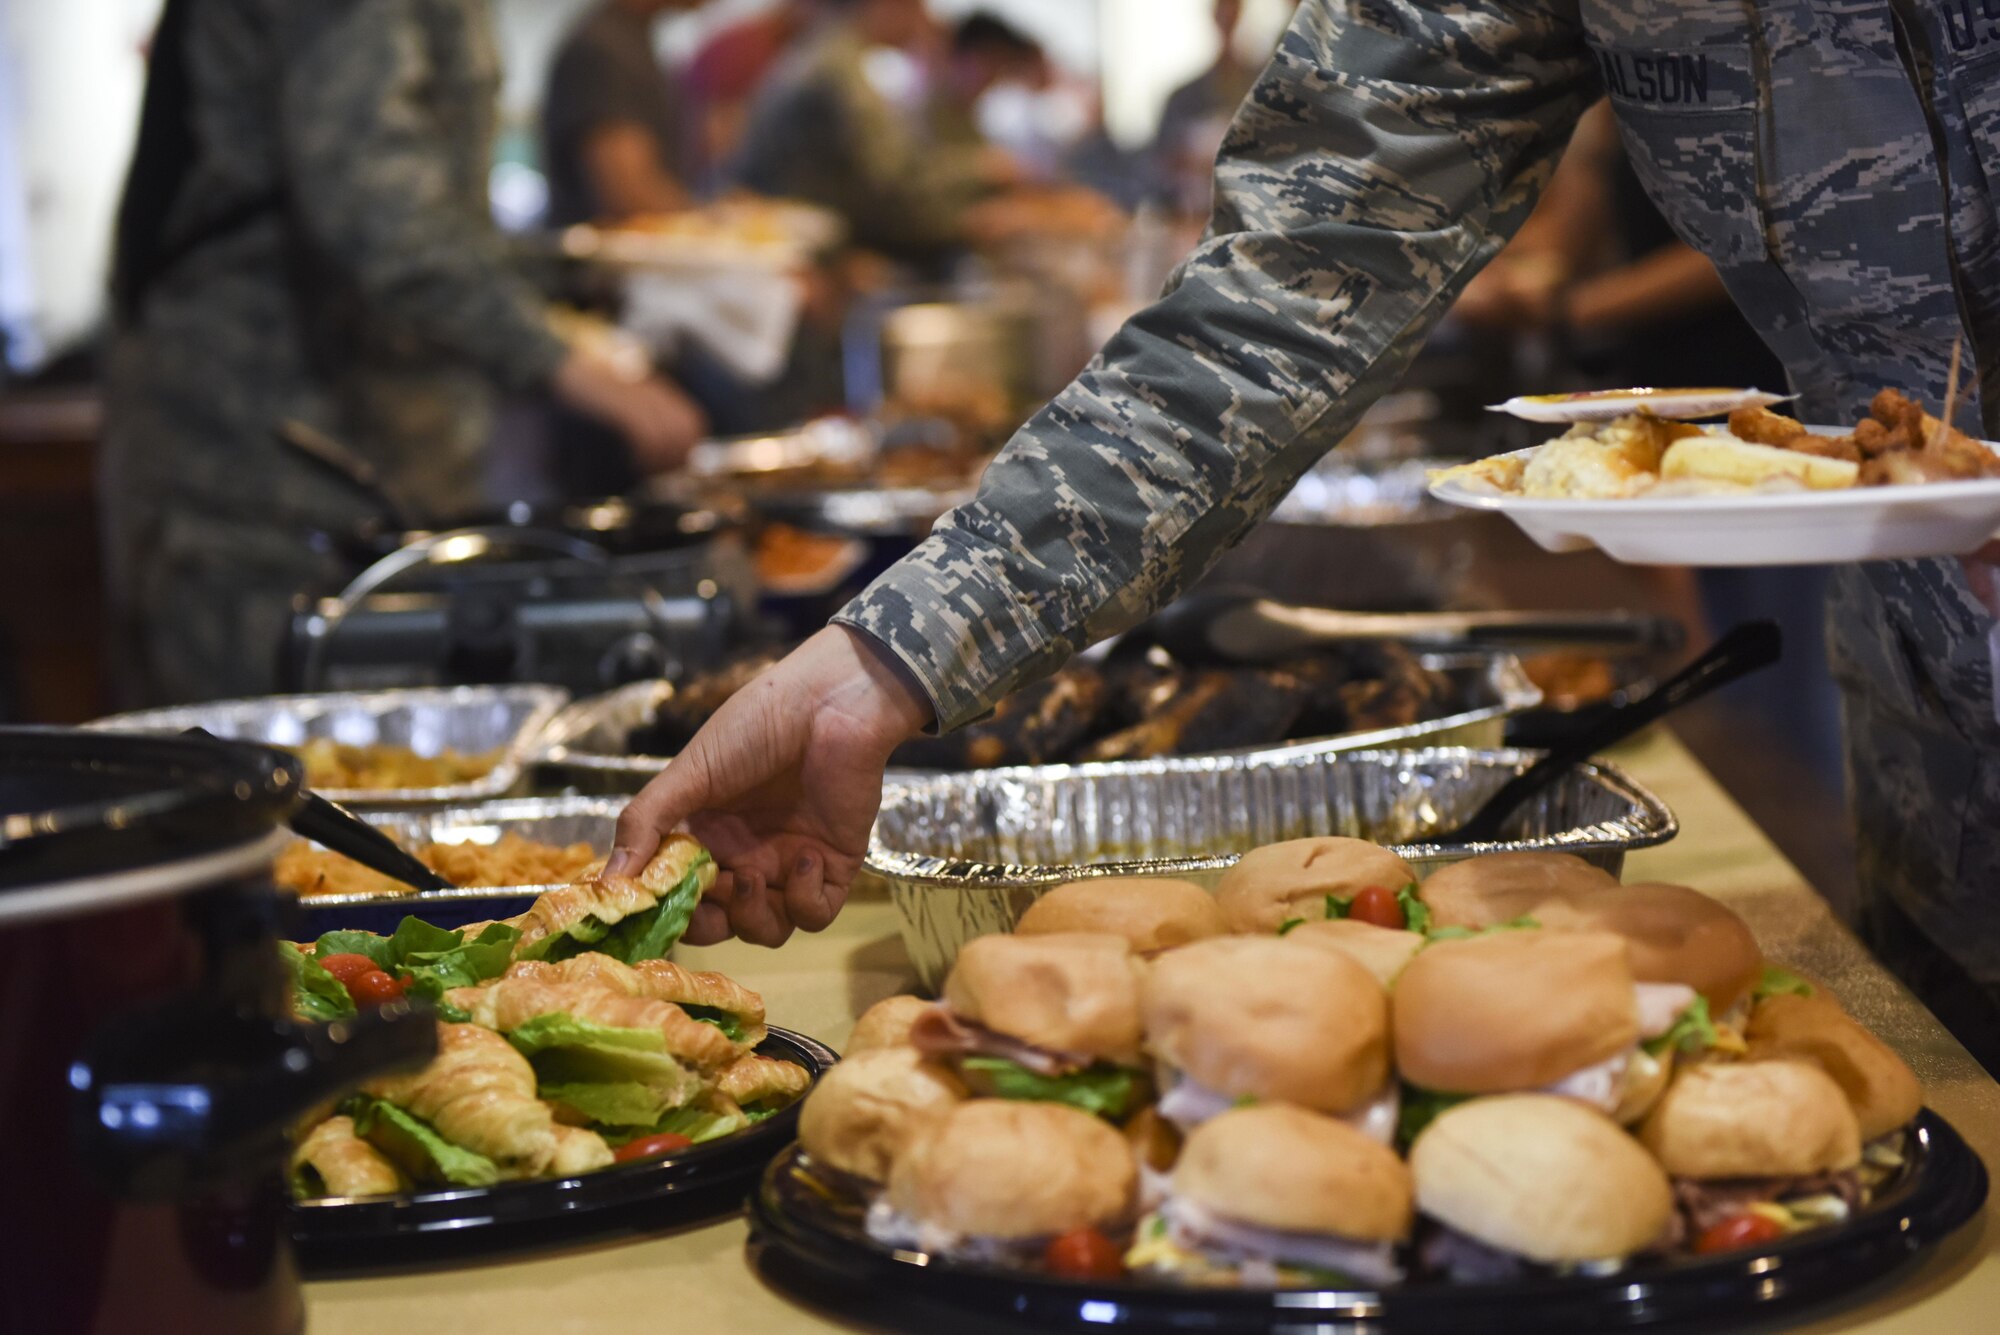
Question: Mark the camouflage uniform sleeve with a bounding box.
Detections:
[278,0,568,391]
[834,0,1596,730]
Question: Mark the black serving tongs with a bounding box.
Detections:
[183,727,453,893]
[1434,620,1783,845]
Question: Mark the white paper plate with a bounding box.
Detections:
[1488,387,1790,423]
[1429,441,2000,565]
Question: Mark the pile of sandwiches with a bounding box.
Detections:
[795,838,1922,1287]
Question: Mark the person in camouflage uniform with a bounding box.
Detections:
[102,0,705,706]
[610,0,2000,1064]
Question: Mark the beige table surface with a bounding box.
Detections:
[305,730,1999,1334]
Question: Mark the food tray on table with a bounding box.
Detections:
[866,745,1675,992]
[283,796,628,935]
[87,685,569,807]
[749,1107,1985,1334]
[531,655,1541,796]
[294,1026,839,1274]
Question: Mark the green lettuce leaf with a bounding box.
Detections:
[638,1101,748,1145]
[541,1080,683,1129]
[1754,964,1815,1000]
[281,943,355,1021]
[311,919,521,1003]
[312,930,394,970]
[1644,995,1718,1057]
[350,1096,499,1187]
[1396,884,1431,935]
[522,854,711,966]
[1396,1084,1471,1151]
[508,1011,669,1058]
[682,1005,749,1042]
[1276,917,1306,936]
[1426,914,1541,943]
[1324,893,1352,921]
[957,1056,1146,1119]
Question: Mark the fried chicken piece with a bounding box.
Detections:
[1727,406,1808,447]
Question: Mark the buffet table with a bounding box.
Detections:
[304,729,1999,1334]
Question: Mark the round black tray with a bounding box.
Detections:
[293,1026,839,1274]
[749,1107,1986,1334]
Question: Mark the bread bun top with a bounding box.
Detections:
[847,995,938,1054]
[797,1046,966,1182]
[1639,1059,1862,1179]
[885,1099,1136,1240]
[1143,936,1389,1113]
[1016,876,1227,955]
[1284,917,1427,988]
[1174,1104,1412,1242]
[942,932,1145,1063]
[1392,929,1638,1093]
[1411,1095,1673,1262]
[1215,838,1419,935]
[1746,994,1922,1141]
[1535,882,1762,1013]
[1417,852,1617,930]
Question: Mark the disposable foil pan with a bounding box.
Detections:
[87,684,569,807]
[531,654,1541,795]
[866,745,1676,992]
[286,795,624,935]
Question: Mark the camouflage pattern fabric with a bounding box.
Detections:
[835,0,2000,989]
[101,0,569,702]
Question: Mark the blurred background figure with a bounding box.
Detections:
[1152,0,1266,215]
[926,12,1050,183]
[100,0,706,705]
[683,0,816,182]
[542,0,708,227]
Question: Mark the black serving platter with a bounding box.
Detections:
[293,1026,839,1274]
[749,1108,1986,1334]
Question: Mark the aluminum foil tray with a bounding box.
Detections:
[532,654,1540,795]
[285,795,625,935]
[866,745,1676,992]
[87,684,569,807]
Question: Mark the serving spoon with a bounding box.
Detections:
[1432,620,1782,845]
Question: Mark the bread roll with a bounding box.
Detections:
[1215,838,1418,935]
[1417,852,1616,931]
[1144,936,1389,1114]
[1746,993,1922,1140]
[1284,917,1426,987]
[1535,882,1762,1013]
[797,1046,966,1182]
[885,1100,1136,1240]
[1174,1104,1411,1242]
[1639,1059,1861,1179]
[1016,876,1226,955]
[942,932,1146,1063]
[847,995,937,1054]
[1412,1095,1673,1262]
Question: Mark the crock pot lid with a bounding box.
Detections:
[0,727,301,891]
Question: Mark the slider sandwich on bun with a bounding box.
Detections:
[1416,852,1615,931]
[796,1046,967,1183]
[1127,1104,1413,1287]
[1410,1095,1673,1278]
[867,1100,1137,1262]
[912,932,1149,1118]
[1392,929,1706,1125]
[1144,936,1393,1138]
[1284,917,1426,988]
[847,994,937,1054]
[1016,876,1227,955]
[1536,882,1763,1019]
[1639,1060,1864,1236]
[1745,993,1922,1141]
[1216,838,1419,935]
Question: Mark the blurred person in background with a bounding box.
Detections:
[543,0,712,227]
[684,0,815,181]
[103,0,707,706]
[926,13,1050,180]
[1153,0,1287,214]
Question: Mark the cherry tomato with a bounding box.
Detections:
[1694,1212,1788,1254]
[1348,884,1406,930]
[614,1132,695,1163]
[1041,1227,1125,1280]
[346,969,407,1008]
[318,953,379,985]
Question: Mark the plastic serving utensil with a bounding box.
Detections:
[1433,620,1782,845]
[183,727,454,893]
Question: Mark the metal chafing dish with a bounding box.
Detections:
[866,745,1677,992]
[530,653,1541,795]
[283,796,626,934]
[86,684,568,808]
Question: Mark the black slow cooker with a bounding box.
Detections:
[0,728,434,1335]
